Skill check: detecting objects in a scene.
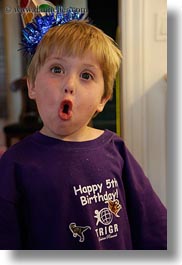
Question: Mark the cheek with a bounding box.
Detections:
[79,97,101,115]
[35,89,59,119]
[36,82,59,104]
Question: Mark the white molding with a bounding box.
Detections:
[120,0,147,170]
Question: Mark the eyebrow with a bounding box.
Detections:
[47,57,66,62]
[82,64,98,69]
[47,57,99,69]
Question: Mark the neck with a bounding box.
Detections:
[40,126,104,142]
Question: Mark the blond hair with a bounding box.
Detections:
[27,20,122,98]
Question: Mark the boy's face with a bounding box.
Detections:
[27,52,109,140]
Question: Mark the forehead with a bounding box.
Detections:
[46,50,100,64]
[39,43,105,73]
[43,39,100,59]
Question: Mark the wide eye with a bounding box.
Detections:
[51,66,64,74]
[81,72,93,80]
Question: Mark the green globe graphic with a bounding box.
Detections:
[99,208,113,225]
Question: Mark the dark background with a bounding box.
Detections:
[87,0,118,132]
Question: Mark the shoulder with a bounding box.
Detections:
[94,130,129,162]
[0,133,37,162]
[85,127,124,144]
[103,129,126,149]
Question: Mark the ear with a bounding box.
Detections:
[27,79,36,99]
[96,96,110,113]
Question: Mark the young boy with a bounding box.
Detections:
[0,20,167,250]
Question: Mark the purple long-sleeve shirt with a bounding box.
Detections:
[0,130,167,250]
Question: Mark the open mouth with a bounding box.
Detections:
[59,99,73,121]
[63,104,69,114]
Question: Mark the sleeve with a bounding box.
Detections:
[121,142,167,250]
[0,153,22,249]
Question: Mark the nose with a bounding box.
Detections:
[63,75,76,95]
[64,88,73,94]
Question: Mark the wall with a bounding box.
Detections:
[119,0,167,205]
[4,0,22,122]
[0,0,22,146]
